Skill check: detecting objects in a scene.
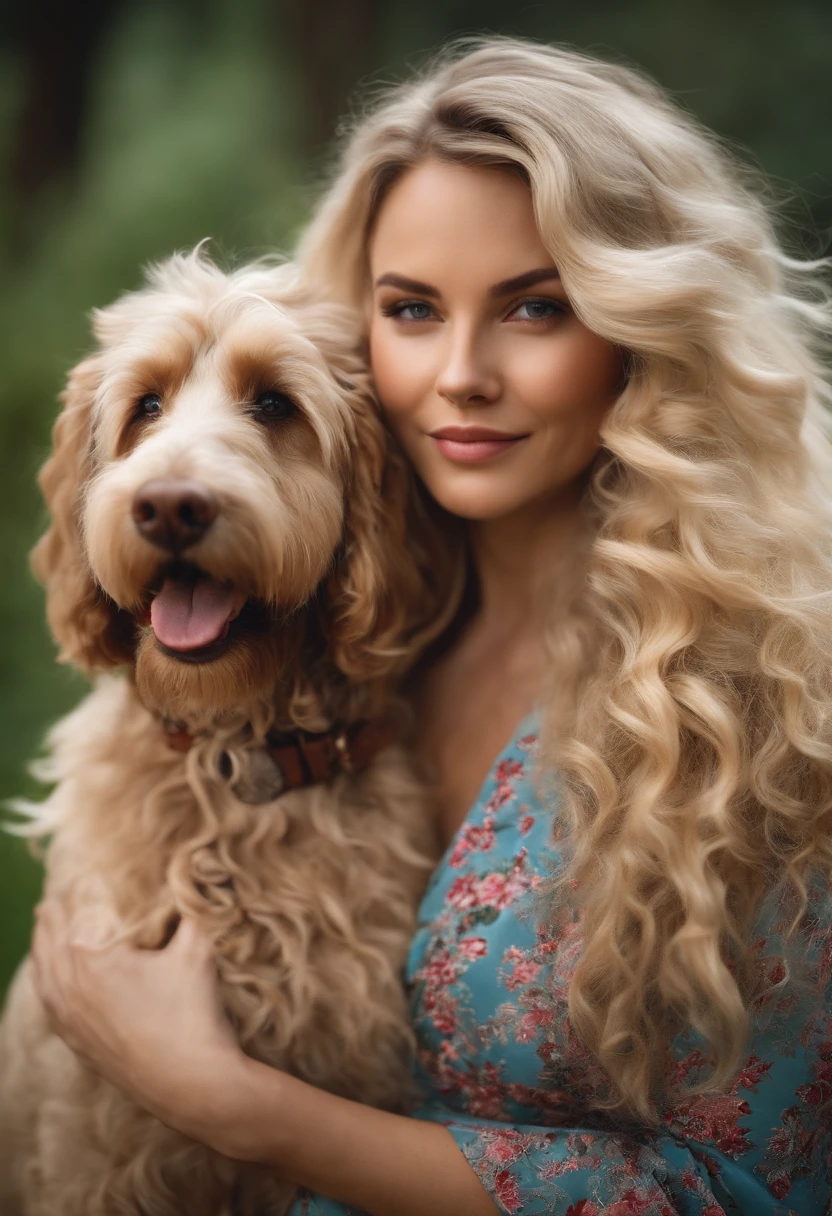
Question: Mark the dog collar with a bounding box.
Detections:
[162,716,399,796]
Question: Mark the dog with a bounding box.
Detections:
[0,250,455,1215]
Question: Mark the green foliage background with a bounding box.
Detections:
[1,0,830,998]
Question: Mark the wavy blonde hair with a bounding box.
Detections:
[297,36,832,1120]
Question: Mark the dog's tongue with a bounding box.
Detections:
[150,574,239,651]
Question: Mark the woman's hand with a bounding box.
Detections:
[31,898,246,1146]
[31,899,501,1213]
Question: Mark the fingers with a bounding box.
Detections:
[31,898,133,1073]
[169,914,208,953]
[168,914,214,960]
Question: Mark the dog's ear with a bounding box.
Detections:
[324,378,462,688]
[31,355,134,671]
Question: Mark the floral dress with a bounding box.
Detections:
[290,713,832,1215]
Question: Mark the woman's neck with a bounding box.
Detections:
[467,488,586,639]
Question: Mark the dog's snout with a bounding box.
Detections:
[131,479,218,552]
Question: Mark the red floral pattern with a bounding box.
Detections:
[405,716,832,1215]
[289,717,831,1215]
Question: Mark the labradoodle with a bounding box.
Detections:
[0,251,454,1216]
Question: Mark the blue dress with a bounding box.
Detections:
[290,714,832,1215]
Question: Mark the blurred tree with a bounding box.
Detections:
[4,0,123,250]
[280,0,382,159]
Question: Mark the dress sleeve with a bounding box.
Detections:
[271,1124,729,1216]
[429,1111,731,1216]
[284,1192,367,1215]
[270,1079,832,1216]
[282,1115,799,1215]
[430,1107,818,1216]
[423,965,832,1216]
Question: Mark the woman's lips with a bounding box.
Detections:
[428,426,529,464]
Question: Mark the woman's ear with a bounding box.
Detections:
[31,355,135,671]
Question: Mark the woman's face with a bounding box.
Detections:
[368,159,624,521]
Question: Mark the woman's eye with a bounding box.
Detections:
[136,393,162,417]
[252,390,296,422]
[383,300,435,323]
[509,298,565,322]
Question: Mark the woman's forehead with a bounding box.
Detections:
[368,159,555,289]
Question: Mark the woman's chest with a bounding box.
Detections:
[404,723,586,1121]
[414,651,544,851]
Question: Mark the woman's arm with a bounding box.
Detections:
[32,898,832,1215]
[30,899,499,1216]
[206,1056,500,1216]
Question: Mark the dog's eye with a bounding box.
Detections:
[253,390,296,422]
[136,393,163,417]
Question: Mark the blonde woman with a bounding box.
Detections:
[31,37,832,1216]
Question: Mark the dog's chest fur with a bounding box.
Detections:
[40,676,436,1112]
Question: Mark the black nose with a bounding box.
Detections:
[131,479,218,552]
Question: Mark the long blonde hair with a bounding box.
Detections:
[297,36,832,1121]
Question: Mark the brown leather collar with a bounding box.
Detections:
[163,717,399,794]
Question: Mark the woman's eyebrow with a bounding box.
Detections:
[374,268,560,297]
[374,273,440,297]
[490,268,560,296]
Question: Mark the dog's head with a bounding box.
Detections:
[34,250,441,724]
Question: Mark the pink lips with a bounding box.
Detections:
[429,425,529,464]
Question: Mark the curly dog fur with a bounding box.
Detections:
[0,250,455,1216]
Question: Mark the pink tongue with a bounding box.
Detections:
[150,575,238,651]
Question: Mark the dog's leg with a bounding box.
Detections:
[0,958,236,1216]
[0,958,54,1215]
[33,1097,236,1216]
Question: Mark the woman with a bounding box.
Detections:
[31,37,832,1215]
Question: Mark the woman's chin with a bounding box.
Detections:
[421,477,550,523]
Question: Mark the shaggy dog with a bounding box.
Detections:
[0,251,452,1216]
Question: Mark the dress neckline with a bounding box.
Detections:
[434,708,540,872]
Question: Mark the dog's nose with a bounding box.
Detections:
[131,479,218,551]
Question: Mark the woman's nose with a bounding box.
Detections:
[435,324,501,407]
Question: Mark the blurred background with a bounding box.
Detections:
[1,0,830,999]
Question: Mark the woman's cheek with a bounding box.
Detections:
[515,335,621,433]
[559,327,625,408]
[370,327,431,418]
[368,325,401,413]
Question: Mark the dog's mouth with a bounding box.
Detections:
[144,562,250,663]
